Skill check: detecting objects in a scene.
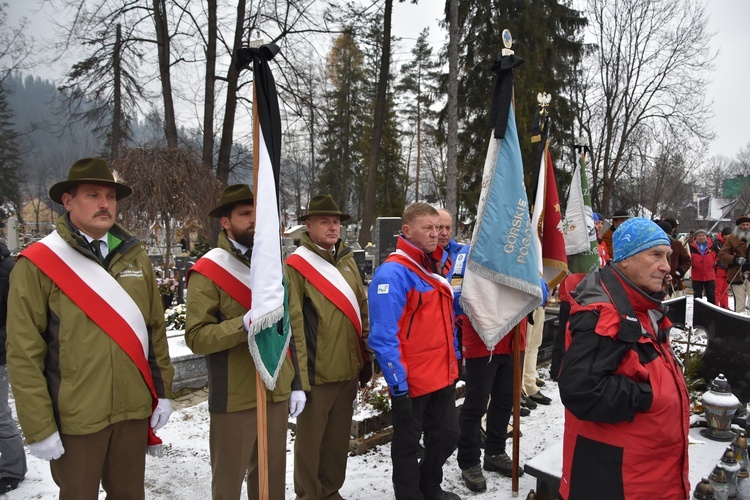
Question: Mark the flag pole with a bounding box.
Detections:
[249,35,269,500]
[235,38,287,500]
[253,88,270,500]
[512,323,521,496]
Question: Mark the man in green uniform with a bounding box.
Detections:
[286,195,371,500]
[7,158,173,499]
[186,184,304,500]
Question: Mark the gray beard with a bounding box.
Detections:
[734,227,750,242]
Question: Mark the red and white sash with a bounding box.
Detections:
[286,246,362,335]
[388,249,454,299]
[20,231,163,445]
[188,248,252,310]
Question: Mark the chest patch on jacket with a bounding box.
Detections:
[377,284,389,294]
[119,269,144,279]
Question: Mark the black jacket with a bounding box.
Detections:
[0,242,14,365]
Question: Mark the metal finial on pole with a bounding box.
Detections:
[502,29,514,56]
[249,30,263,48]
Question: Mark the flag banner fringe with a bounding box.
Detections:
[465,259,542,296]
[459,267,538,349]
[246,305,284,336]
[247,304,290,391]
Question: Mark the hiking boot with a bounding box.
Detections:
[0,477,21,494]
[461,464,487,492]
[516,406,530,417]
[528,391,552,405]
[427,489,461,500]
[520,393,537,409]
[484,452,524,478]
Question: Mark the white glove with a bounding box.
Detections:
[289,390,306,418]
[243,310,252,333]
[29,431,65,461]
[150,398,172,432]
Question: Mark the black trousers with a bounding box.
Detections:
[692,280,716,304]
[391,385,459,500]
[457,354,514,469]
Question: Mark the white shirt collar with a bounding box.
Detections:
[80,232,109,258]
[228,237,250,255]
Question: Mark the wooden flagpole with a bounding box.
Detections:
[512,323,521,496]
[252,67,270,500]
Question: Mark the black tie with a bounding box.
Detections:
[90,240,103,262]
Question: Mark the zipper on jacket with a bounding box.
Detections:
[405,293,422,340]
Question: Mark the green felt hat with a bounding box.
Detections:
[49,158,132,204]
[297,194,350,222]
[209,184,255,218]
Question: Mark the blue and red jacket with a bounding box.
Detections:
[368,236,458,398]
[558,263,690,500]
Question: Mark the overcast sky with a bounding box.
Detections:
[7,0,749,161]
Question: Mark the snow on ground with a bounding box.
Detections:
[9,292,748,499]
[5,367,564,499]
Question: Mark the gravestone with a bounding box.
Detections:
[373,217,401,267]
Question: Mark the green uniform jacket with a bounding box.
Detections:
[185,233,300,413]
[285,233,370,391]
[7,215,173,444]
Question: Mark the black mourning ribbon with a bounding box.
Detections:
[488,53,525,139]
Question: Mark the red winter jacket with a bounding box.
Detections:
[368,237,458,398]
[460,315,526,358]
[688,237,718,282]
[558,264,690,500]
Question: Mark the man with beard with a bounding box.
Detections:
[718,215,750,313]
[714,227,733,309]
[7,158,173,499]
[186,184,304,499]
[286,194,371,500]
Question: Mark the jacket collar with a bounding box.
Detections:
[300,232,348,264]
[609,263,666,314]
[396,235,450,276]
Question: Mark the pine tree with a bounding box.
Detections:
[316,32,369,216]
[0,84,21,220]
[452,0,586,216]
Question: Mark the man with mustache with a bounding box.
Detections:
[6,158,174,499]
[718,214,750,313]
[186,184,304,499]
